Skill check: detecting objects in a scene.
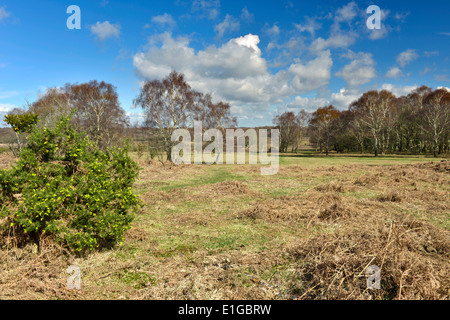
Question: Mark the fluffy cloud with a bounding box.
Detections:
[151,13,176,28]
[368,24,390,40]
[310,32,356,52]
[90,21,121,41]
[289,50,333,93]
[330,88,360,109]
[215,14,240,39]
[367,9,391,40]
[240,7,254,23]
[284,88,360,112]
[265,23,280,37]
[307,2,360,53]
[133,33,334,120]
[294,17,321,36]
[334,1,358,24]
[285,95,329,112]
[336,51,376,88]
[396,49,418,68]
[133,33,195,80]
[385,66,403,78]
[0,103,15,112]
[381,83,418,97]
[196,35,266,80]
[191,0,220,20]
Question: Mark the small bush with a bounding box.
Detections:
[0,114,141,253]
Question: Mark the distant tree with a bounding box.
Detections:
[200,96,237,162]
[420,89,450,157]
[333,110,362,153]
[273,112,301,153]
[300,85,448,157]
[403,86,433,152]
[29,86,73,129]
[134,71,236,163]
[134,72,200,162]
[29,81,129,149]
[201,99,237,130]
[350,90,396,157]
[294,109,310,152]
[348,112,367,153]
[309,105,341,156]
[70,81,129,149]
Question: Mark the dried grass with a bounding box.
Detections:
[1,152,449,300]
[377,190,405,202]
[204,181,256,196]
[0,152,15,170]
[240,197,303,222]
[0,238,81,299]
[285,217,450,299]
[315,181,354,193]
[240,192,356,224]
[354,174,380,186]
[317,194,354,221]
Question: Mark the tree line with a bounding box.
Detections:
[273,86,450,157]
[3,73,449,160]
[3,72,236,162]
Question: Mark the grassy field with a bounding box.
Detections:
[0,151,449,300]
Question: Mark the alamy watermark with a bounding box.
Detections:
[366,5,381,30]
[67,5,382,31]
[66,5,81,30]
[66,265,81,290]
[171,121,279,175]
[366,265,381,290]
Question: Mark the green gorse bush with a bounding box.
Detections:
[0,114,141,252]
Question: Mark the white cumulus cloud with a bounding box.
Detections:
[191,0,220,20]
[385,66,403,78]
[381,83,418,97]
[330,88,360,109]
[336,51,376,88]
[396,49,418,68]
[215,14,240,39]
[310,32,356,52]
[151,13,176,28]
[133,33,334,121]
[289,50,333,93]
[91,21,121,41]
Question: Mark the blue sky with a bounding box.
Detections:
[0,0,449,127]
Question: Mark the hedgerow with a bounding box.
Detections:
[0,114,141,253]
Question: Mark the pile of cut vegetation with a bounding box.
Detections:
[286,216,450,299]
[200,180,257,197]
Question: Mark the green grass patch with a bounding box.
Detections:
[114,270,157,289]
[159,166,246,191]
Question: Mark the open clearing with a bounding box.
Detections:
[0,152,449,300]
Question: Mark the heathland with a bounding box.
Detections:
[1,150,448,300]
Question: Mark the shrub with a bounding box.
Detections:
[0,114,141,253]
[3,112,39,156]
[3,112,39,134]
